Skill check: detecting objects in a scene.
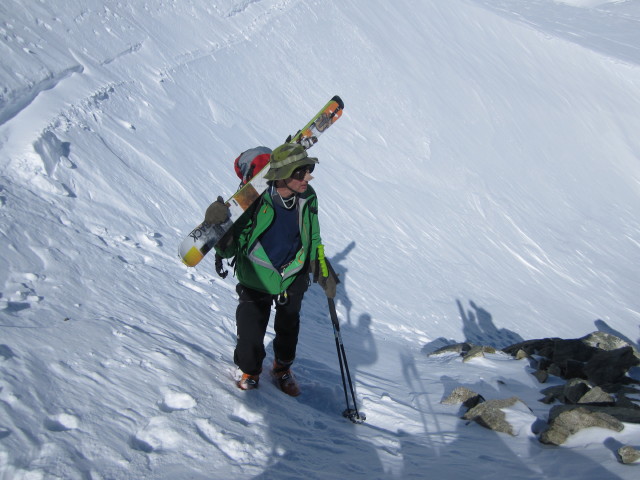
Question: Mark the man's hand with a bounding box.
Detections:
[205,196,230,225]
[312,245,340,298]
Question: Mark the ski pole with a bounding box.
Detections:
[327,296,365,424]
[316,245,364,423]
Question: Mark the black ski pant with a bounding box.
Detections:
[234,274,309,376]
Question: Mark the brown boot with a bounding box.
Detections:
[271,361,301,397]
[237,372,260,391]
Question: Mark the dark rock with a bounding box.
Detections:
[533,370,548,384]
[584,346,639,386]
[615,389,640,409]
[563,359,586,379]
[547,363,562,378]
[503,333,640,387]
[563,379,590,404]
[540,385,564,404]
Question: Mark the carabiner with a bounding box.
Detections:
[276,291,289,306]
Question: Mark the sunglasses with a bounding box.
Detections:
[290,164,315,180]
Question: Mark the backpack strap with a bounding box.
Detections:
[213,193,265,279]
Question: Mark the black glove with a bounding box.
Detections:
[204,196,230,225]
[215,253,229,279]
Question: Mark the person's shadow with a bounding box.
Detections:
[457,299,524,348]
[330,241,355,325]
[251,333,387,479]
[594,318,639,350]
[393,367,625,479]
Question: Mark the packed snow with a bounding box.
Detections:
[1,0,639,478]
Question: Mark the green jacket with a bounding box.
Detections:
[215,186,322,295]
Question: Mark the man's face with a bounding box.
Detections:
[284,165,314,194]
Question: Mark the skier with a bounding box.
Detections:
[205,143,324,396]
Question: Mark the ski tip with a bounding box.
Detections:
[331,95,344,109]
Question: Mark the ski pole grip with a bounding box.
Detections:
[317,244,329,277]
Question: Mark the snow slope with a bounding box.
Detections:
[1,0,639,478]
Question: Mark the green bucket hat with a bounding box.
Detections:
[264,143,318,181]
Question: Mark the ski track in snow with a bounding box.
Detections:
[1,0,640,478]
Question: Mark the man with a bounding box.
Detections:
[206,143,323,396]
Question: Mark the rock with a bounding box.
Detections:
[463,396,531,436]
[441,386,484,409]
[540,406,624,445]
[462,345,496,362]
[552,338,595,363]
[615,389,640,409]
[563,359,586,379]
[540,385,564,404]
[533,370,548,384]
[584,346,639,386]
[577,386,615,405]
[618,445,640,464]
[547,363,563,378]
[548,404,640,424]
[462,345,485,362]
[429,342,474,356]
[429,342,497,362]
[581,332,640,359]
[514,349,528,360]
[503,334,640,387]
[563,379,590,404]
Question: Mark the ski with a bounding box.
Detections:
[179,96,344,267]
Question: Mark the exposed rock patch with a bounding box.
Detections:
[438,331,640,464]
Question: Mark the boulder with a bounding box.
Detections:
[462,345,496,362]
[577,386,615,405]
[584,346,639,387]
[618,445,640,464]
[540,406,624,445]
[581,332,640,359]
[563,379,590,404]
[463,397,531,436]
[547,404,640,424]
[503,333,640,389]
[441,386,484,409]
[532,370,548,384]
[540,385,564,404]
[430,342,496,361]
[429,342,474,356]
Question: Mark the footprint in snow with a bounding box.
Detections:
[158,391,197,412]
[0,345,17,361]
[44,413,79,432]
[131,416,183,453]
[1,273,44,314]
[141,232,163,248]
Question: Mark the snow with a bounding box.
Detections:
[1,0,639,478]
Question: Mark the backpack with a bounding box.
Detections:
[234,146,272,186]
